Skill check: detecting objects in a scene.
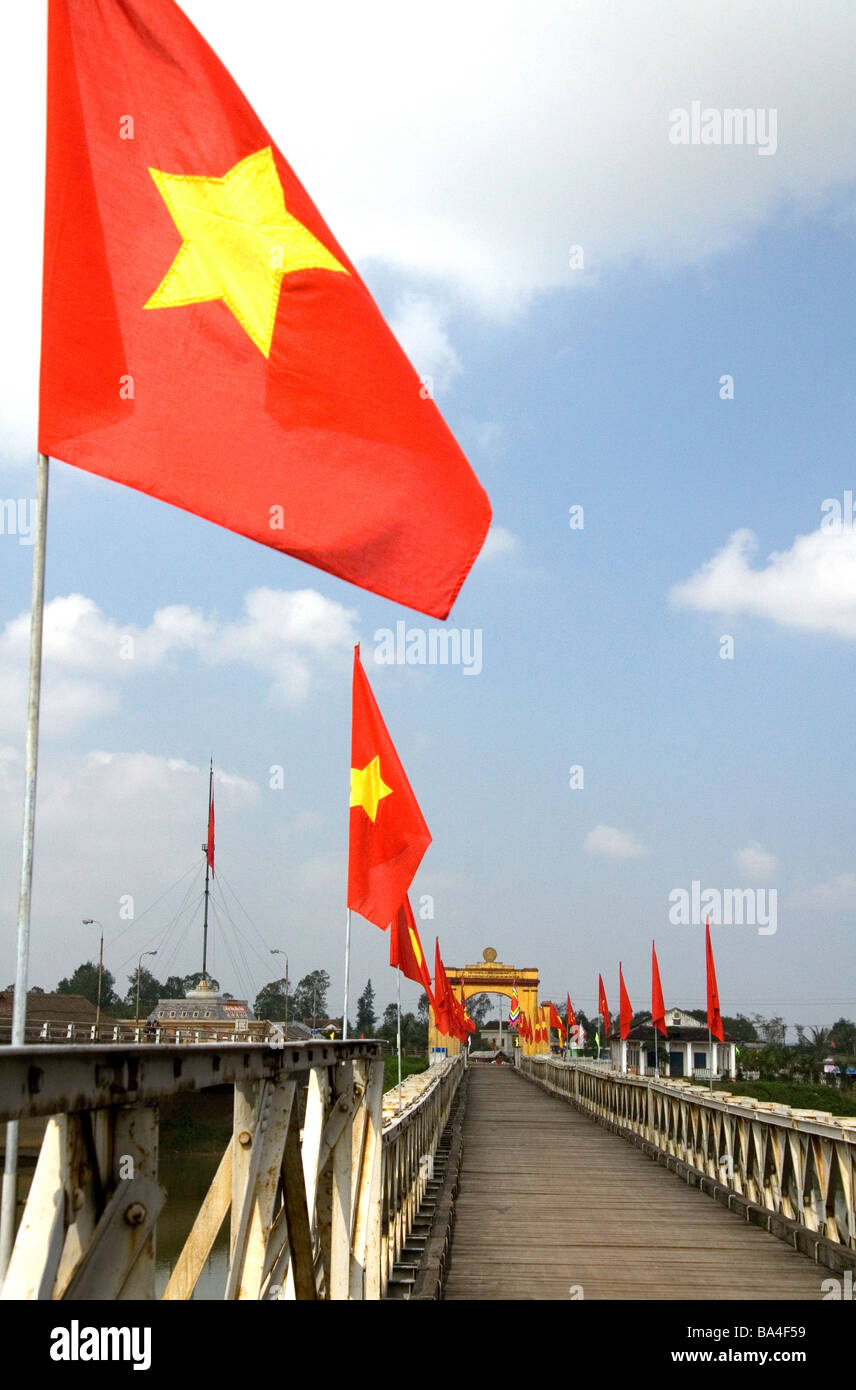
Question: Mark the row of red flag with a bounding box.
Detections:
[347,645,476,1041]
[346,643,727,1048]
[558,928,724,1047]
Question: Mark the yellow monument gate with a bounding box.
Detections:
[428,947,548,1057]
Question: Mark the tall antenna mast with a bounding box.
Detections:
[202,758,214,982]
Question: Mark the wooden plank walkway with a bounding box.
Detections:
[443,1067,825,1301]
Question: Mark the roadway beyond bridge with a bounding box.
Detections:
[443,1067,826,1301]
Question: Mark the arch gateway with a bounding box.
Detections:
[428,947,548,1058]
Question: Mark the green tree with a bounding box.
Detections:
[253,979,291,1021]
[465,993,492,1029]
[750,1013,787,1047]
[291,970,330,1027]
[124,967,164,1016]
[829,1018,856,1055]
[356,979,376,1036]
[56,961,118,1008]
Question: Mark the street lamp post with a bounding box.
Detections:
[271,949,288,1037]
[136,949,157,1024]
[82,919,103,1034]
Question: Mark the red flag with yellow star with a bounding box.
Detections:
[390,895,434,1007]
[348,648,431,928]
[39,0,491,620]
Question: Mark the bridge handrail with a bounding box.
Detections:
[378,1056,465,1295]
[520,1055,856,1250]
[0,1041,462,1300]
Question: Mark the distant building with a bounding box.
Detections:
[148,978,263,1039]
[609,1006,737,1080]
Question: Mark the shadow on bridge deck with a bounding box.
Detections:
[443,1067,825,1301]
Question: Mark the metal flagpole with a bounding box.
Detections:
[0,452,49,1281]
[654,1026,658,1078]
[708,1025,713,1092]
[342,907,351,1041]
[396,967,402,1112]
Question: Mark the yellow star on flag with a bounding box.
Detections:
[350,756,393,823]
[144,146,349,357]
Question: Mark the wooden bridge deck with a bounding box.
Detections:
[443,1067,825,1301]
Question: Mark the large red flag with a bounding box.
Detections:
[705,918,725,1043]
[348,648,431,928]
[389,895,434,1007]
[40,0,491,619]
[619,963,633,1041]
[597,974,611,1039]
[652,941,667,1037]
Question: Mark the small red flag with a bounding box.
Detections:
[433,940,455,1039]
[566,993,577,1034]
[619,963,633,1041]
[548,1000,565,1041]
[389,895,434,1008]
[40,0,491,619]
[598,974,611,1039]
[705,918,725,1043]
[207,796,215,877]
[652,941,667,1037]
[348,648,431,929]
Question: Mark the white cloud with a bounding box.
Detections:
[735,841,777,877]
[478,525,520,564]
[670,527,856,639]
[0,587,359,736]
[5,2,856,455]
[389,294,461,394]
[797,873,856,913]
[584,824,648,859]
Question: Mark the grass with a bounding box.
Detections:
[692,1078,856,1118]
[383,1054,428,1092]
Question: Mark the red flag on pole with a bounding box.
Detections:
[389,895,434,1007]
[598,974,611,1040]
[619,963,633,1041]
[548,1001,565,1042]
[433,940,455,1039]
[566,993,577,1033]
[652,941,667,1037]
[40,0,491,619]
[705,918,725,1043]
[348,647,431,929]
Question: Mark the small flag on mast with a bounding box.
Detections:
[652,941,667,1037]
[598,974,611,1040]
[706,918,725,1043]
[619,963,632,1040]
[207,793,215,877]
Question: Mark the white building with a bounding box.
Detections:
[609,1007,737,1080]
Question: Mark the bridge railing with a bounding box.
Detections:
[520,1055,856,1251]
[379,1055,464,1295]
[0,1041,462,1300]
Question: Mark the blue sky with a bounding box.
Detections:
[1,1,856,1033]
